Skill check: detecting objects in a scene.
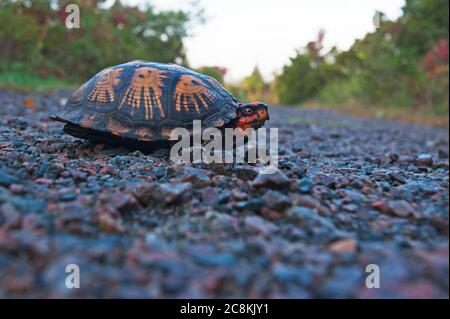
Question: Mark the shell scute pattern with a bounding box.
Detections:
[119,66,170,120]
[173,75,219,114]
[87,67,124,104]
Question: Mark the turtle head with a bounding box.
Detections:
[235,102,270,131]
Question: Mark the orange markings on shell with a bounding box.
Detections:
[88,68,123,103]
[119,67,168,120]
[107,119,129,136]
[80,115,96,128]
[174,75,215,113]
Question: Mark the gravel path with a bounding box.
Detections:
[0,89,448,298]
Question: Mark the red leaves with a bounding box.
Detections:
[421,38,449,77]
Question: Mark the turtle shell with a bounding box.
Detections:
[52,60,239,142]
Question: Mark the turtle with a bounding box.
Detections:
[51,60,270,148]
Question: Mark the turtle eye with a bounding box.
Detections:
[241,107,255,116]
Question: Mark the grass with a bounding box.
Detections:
[0,70,78,93]
[303,101,449,128]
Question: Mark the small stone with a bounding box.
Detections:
[155,182,193,205]
[235,198,264,212]
[0,170,19,187]
[272,262,312,286]
[251,170,291,190]
[372,201,390,214]
[342,204,358,212]
[181,167,212,188]
[201,187,219,206]
[328,238,357,253]
[388,172,407,184]
[262,190,291,210]
[98,210,124,233]
[231,190,248,201]
[389,152,399,163]
[98,192,141,214]
[244,215,277,237]
[234,166,258,180]
[291,194,330,215]
[287,206,336,231]
[414,154,433,167]
[193,253,236,266]
[132,182,159,206]
[387,200,420,218]
[298,177,314,194]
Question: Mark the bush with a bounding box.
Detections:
[0,0,200,82]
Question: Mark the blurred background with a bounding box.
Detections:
[0,0,448,126]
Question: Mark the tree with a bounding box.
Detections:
[275,31,340,105]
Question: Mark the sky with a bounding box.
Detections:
[118,0,405,82]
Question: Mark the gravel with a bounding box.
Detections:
[0,89,448,298]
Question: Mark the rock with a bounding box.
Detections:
[328,238,357,253]
[132,182,159,206]
[235,198,264,212]
[201,187,219,206]
[414,154,434,167]
[272,262,312,286]
[298,177,314,194]
[342,204,358,212]
[262,190,291,210]
[372,201,391,214]
[387,200,420,218]
[234,166,258,180]
[181,167,212,188]
[154,182,193,205]
[388,172,407,184]
[389,152,399,163]
[132,182,192,206]
[230,190,248,201]
[98,210,124,233]
[251,170,291,189]
[244,215,277,237]
[317,175,336,189]
[287,206,337,232]
[290,194,330,215]
[0,170,20,187]
[192,253,236,267]
[98,192,141,214]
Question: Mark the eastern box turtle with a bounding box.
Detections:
[51,60,269,146]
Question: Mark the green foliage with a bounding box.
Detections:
[0,0,200,83]
[241,67,267,102]
[227,67,276,104]
[0,62,77,92]
[275,31,340,105]
[276,0,449,111]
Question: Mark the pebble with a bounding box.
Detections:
[298,177,314,193]
[328,238,357,253]
[414,154,434,167]
[387,200,421,218]
[0,170,20,187]
[262,190,291,210]
[251,170,291,189]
